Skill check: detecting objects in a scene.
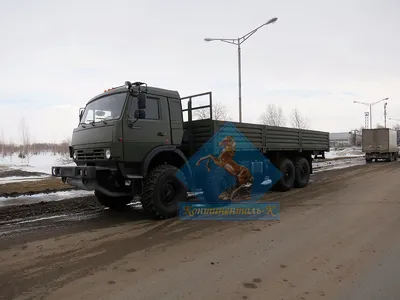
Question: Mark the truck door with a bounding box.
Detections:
[123,94,171,162]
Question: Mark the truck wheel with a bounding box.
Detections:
[294,157,310,188]
[94,191,133,210]
[141,164,188,219]
[274,158,296,192]
[365,158,372,163]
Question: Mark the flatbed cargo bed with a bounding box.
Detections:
[181,119,330,156]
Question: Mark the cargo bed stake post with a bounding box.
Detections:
[188,97,193,156]
[204,17,278,123]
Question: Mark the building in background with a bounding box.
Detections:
[329,132,352,148]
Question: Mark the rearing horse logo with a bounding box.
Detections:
[196,135,254,201]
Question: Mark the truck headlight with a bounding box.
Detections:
[73,151,77,160]
[105,149,111,159]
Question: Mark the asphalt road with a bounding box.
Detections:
[0,160,399,300]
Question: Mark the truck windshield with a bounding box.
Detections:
[80,92,127,124]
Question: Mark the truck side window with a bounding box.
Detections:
[130,97,160,120]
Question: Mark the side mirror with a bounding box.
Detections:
[79,108,84,121]
[134,110,146,119]
[138,92,147,109]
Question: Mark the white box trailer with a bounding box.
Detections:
[362,128,399,162]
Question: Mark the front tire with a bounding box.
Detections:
[141,164,188,219]
[94,191,133,210]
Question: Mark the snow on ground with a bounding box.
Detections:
[0,148,364,178]
[313,157,365,172]
[325,147,364,159]
[0,152,75,176]
[0,190,94,207]
[0,148,367,207]
[0,175,49,185]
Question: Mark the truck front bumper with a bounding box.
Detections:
[51,165,132,197]
[51,165,102,180]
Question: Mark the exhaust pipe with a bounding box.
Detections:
[66,178,132,197]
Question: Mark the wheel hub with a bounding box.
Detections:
[162,181,177,204]
[284,168,291,182]
[300,165,307,178]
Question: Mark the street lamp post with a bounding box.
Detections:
[204,17,278,123]
[353,97,389,129]
[384,102,388,128]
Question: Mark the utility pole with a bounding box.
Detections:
[384,102,388,128]
[354,98,389,129]
[204,17,278,123]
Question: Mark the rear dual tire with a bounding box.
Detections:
[273,157,310,192]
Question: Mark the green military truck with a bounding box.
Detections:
[52,81,329,218]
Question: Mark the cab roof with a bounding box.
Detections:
[87,84,181,104]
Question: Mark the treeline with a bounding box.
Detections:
[194,102,311,129]
[0,140,70,157]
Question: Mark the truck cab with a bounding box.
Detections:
[52,81,191,218]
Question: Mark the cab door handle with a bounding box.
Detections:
[157,132,166,136]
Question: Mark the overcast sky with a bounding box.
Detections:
[1,0,400,143]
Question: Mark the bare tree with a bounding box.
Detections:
[195,102,232,121]
[8,138,15,161]
[290,108,310,129]
[0,129,4,157]
[356,126,365,146]
[30,137,37,155]
[19,115,31,163]
[259,104,286,126]
[392,124,400,130]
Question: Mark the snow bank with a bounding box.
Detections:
[0,190,94,207]
[0,152,75,175]
[0,175,49,184]
[325,147,364,159]
[313,157,365,172]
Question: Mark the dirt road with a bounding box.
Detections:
[0,161,399,300]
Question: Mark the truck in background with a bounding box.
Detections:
[51,81,330,219]
[362,128,399,163]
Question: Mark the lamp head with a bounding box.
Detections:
[266,17,278,25]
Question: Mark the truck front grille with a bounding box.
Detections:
[76,148,105,160]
